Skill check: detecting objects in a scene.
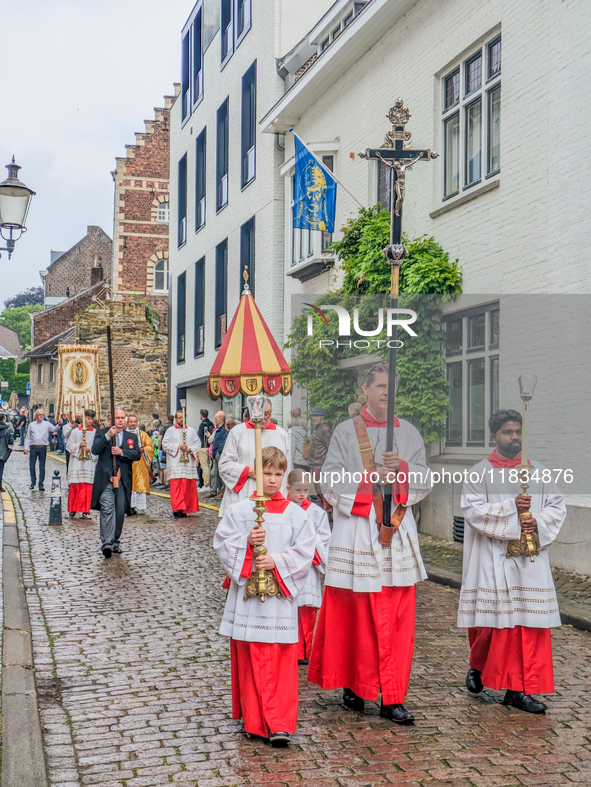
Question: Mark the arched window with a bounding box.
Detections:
[157,202,170,223]
[154,258,169,291]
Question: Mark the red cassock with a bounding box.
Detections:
[222,494,303,737]
[469,626,554,694]
[231,639,299,736]
[464,451,556,696]
[308,584,416,705]
[297,606,317,661]
[67,483,92,514]
[169,478,199,513]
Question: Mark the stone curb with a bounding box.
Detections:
[425,562,591,633]
[1,489,49,787]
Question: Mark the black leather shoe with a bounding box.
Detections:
[269,731,290,747]
[102,546,112,559]
[29,484,35,490]
[39,485,45,491]
[112,544,122,554]
[503,690,547,714]
[69,512,77,519]
[128,508,137,516]
[380,703,414,725]
[343,688,365,713]
[466,667,484,694]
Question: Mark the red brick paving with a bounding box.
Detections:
[4,451,591,787]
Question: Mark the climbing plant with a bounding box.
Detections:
[286,204,463,442]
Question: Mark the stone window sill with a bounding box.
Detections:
[430,178,499,219]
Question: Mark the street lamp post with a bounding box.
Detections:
[0,157,35,259]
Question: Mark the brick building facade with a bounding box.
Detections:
[31,281,106,348]
[40,225,112,308]
[112,88,179,326]
[28,90,177,419]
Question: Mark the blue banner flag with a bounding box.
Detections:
[293,135,337,233]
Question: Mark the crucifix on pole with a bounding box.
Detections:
[358,98,438,532]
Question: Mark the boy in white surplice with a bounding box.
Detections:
[286,468,331,662]
[460,408,566,714]
[213,446,315,747]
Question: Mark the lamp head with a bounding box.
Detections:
[0,157,35,230]
[518,374,537,402]
[247,394,266,425]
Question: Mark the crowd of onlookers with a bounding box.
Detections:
[0,401,342,505]
[288,405,335,513]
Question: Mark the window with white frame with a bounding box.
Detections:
[316,2,367,55]
[156,202,170,223]
[236,0,251,45]
[193,9,203,106]
[37,363,44,384]
[241,61,256,188]
[442,35,501,199]
[154,258,169,292]
[49,362,55,383]
[180,5,204,123]
[221,0,234,64]
[444,303,499,449]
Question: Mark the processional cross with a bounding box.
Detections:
[358,99,438,529]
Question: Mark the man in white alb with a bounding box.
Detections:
[162,410,200,517]
[308,363,432,724]
[66,409,98,519]
[459,408,566,714]
[218,398,290,517]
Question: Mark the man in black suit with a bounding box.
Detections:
[91,407,140,559]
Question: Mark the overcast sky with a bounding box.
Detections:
[0,0,191,305]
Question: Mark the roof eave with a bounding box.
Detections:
[260,0,419,134]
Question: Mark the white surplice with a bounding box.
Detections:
[66,426,98,484]
[458,457,566,630]
[213,496,316,643]
[218,422,290,517]
[321,416,432,592]
[162,425,201,481]
[297,501,331,608]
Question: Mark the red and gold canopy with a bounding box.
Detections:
[208,278,291,400]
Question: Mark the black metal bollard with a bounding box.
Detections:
[48,469,63,525]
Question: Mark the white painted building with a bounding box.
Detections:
[168,0,333,425]
[169,0,591,566]
[257,0,591,561]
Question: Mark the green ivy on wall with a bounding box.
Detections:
[286,205,463,442]
[0,358,30,396]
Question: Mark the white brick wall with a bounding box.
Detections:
[279,0,591,309]
[274,0,591,426]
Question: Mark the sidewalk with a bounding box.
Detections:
[420,532,591,632]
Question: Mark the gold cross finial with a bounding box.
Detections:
[242,265,251,294]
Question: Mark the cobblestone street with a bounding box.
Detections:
[4,450,591,787]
